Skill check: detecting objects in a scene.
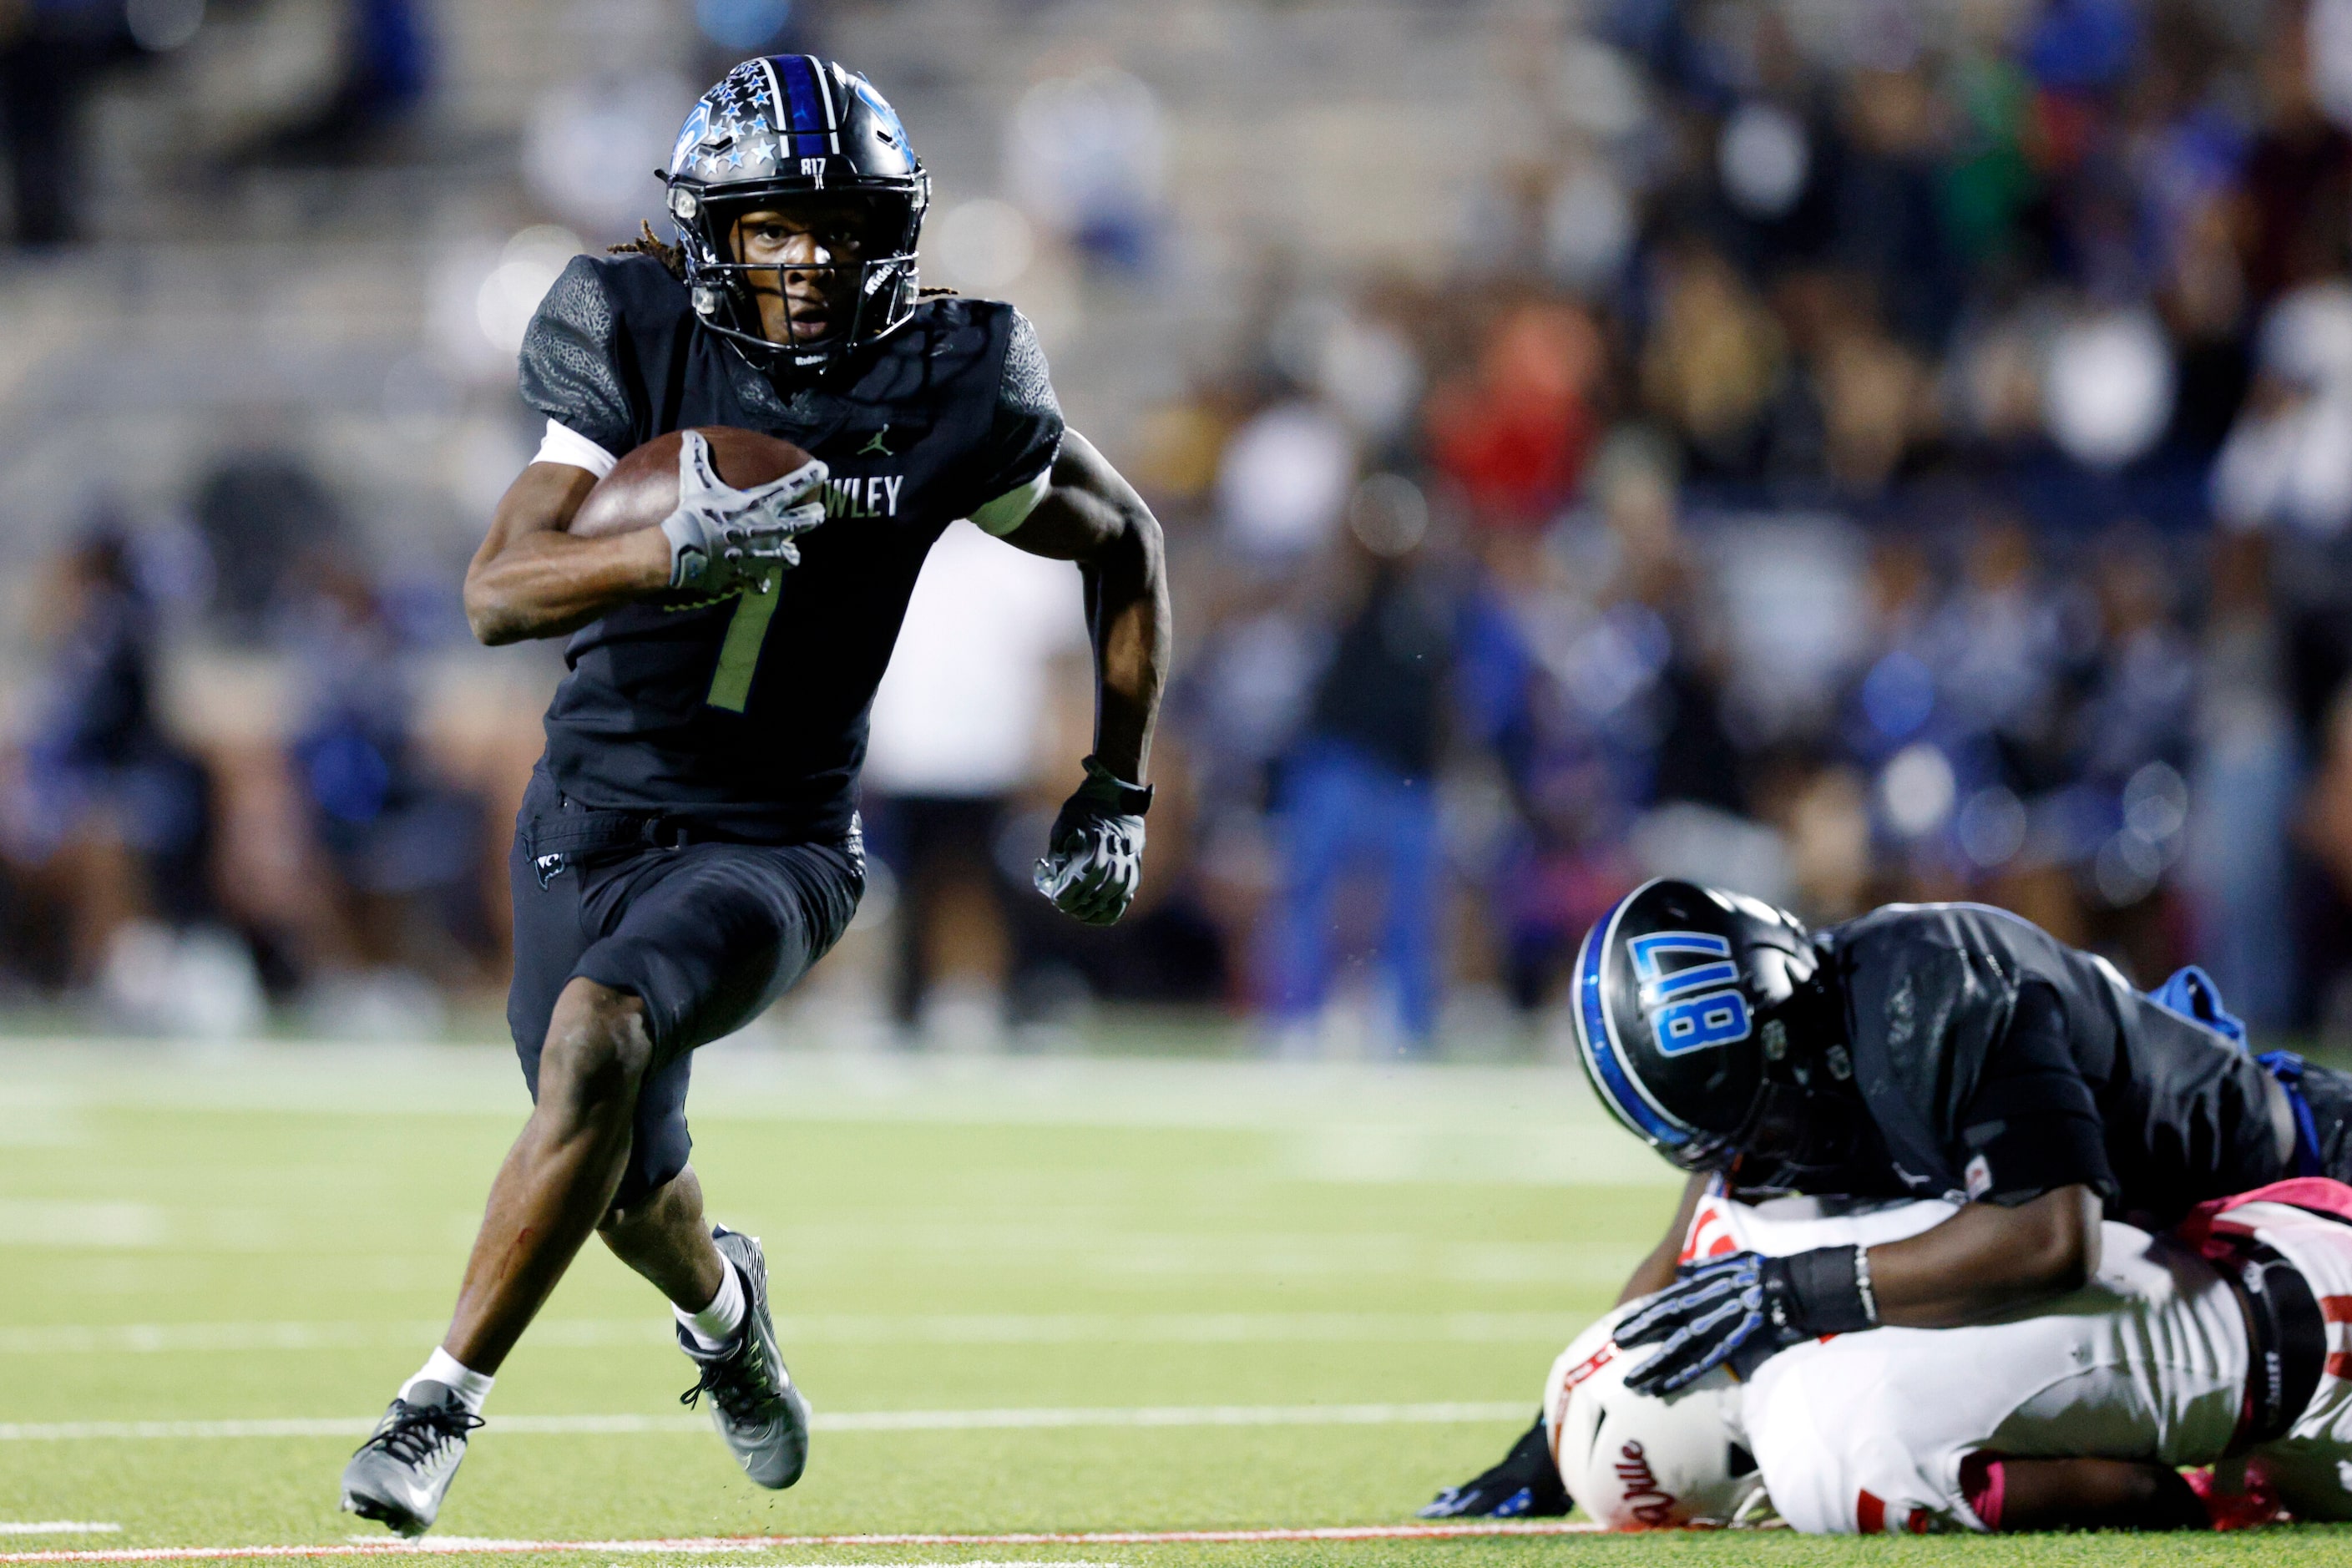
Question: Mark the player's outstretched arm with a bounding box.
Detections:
[1866,1183,2100,1327]
[464,463,672,645]
[1618,1183,2100,1395]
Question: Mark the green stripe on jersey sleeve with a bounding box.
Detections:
[971,468,1052,535]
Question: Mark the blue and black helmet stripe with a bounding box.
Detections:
[1572,881,1696,1150]
[769,54,842,156]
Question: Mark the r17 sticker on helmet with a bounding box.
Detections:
[1628,932,1754,1057]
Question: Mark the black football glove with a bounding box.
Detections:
[1616,1246,1876,1396]
[1033,755,1151,926]
[1416,1413,1569,1519]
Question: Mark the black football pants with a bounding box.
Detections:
[505,776,862,1207]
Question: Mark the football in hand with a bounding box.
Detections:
[568,427,818,540]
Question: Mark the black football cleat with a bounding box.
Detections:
[1418,1412,1571,1519]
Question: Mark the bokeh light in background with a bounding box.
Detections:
[476,227,585,358]
[2041,309,2175,468]
[8,0,2352,1056]
[1717,101,1810,219]
[930,199,1036,293]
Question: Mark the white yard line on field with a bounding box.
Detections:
[0,1401,1528,1443]
[0,1523,1600,1564]
[0,1312,1578,1356]
[0,1530,119,1539]
[811,1401,1532,1432]
[0,1202,163,1249]
[0,1043,1681,1187]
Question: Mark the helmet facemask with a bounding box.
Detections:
[1723,1077,1862,1192]
[1717,962,1861,1191]
[670,184,924,372]
[1649,1004,1856,1183]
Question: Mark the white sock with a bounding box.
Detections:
[402,1346,493,1414]
[675,1260,746,1352]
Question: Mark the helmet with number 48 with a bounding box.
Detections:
[1571,879,1859,1190]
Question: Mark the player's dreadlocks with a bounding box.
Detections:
[610,221,687,280]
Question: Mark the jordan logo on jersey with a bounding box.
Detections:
[825,474,903,518]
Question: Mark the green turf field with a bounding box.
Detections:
[0,1038,2340,1567]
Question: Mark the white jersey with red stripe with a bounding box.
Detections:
[2204,1197,2352,1520]
[1682,1178,2248,1533]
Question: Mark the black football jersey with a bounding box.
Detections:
[514,252,1064,841]
[1816,903,2284,1225]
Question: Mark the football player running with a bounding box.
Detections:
[1427,878,2352,1516]
[340,57,1168,1535]
[1541,1179,2352,1533]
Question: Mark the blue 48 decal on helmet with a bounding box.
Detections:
[1571,879,1822,1174]
[1631,932,1753,1055]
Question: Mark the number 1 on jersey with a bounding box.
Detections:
[706,577,781,712]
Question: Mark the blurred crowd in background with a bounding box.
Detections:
[8,0,2352,1057]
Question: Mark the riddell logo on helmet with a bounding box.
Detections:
[1614,1439,1678,1526]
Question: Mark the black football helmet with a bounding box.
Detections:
[665,55,929,373]
[1571,879,1857,1190]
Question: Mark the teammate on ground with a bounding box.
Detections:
[339,55,1168,1535]
[1544,1179,2352,1533]
[1425,878,2348,1515]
